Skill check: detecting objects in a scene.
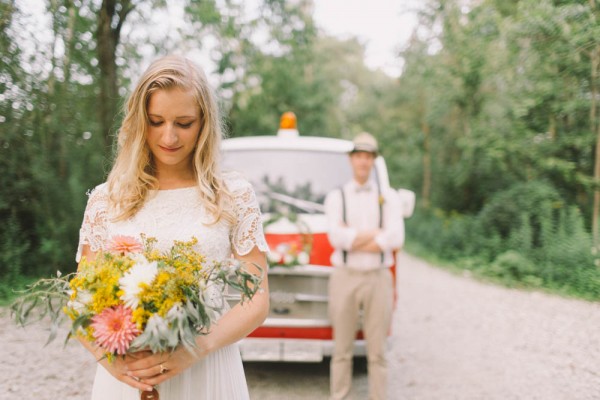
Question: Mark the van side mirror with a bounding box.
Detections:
[396,189,416,218]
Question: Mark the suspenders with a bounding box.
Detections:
[340,187,348,264]
[340,185,385,266]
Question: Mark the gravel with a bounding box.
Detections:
[389,253,600,400]
[1,252,598,399]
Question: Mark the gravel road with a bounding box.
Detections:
[1,252,598,399]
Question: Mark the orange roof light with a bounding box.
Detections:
[279,112,297,130]
[277,111,299,138]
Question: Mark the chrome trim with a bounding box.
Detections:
[238,337,367,361]
[227,290,329,304]
[295,293,328,302]
[268,265,333,277]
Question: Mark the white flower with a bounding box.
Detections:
[268,252,282,264]
[225,259,241,273]
[276,243,290,253]
[283,254,295,265]
[119,258,158,309]
[67,290,92,313]
[297,251,310,265]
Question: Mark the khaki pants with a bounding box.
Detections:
[329,267,394,400]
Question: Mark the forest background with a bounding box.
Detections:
[1,0,600,301]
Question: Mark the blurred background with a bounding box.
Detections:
[1,0,599,302]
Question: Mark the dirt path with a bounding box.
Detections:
[1,253,598,399]
[389,252,600,400]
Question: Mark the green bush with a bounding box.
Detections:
[0,213,30,301]
[478,181,563,245]
[406,208,481,260]
[407,181,600,300]
[489,250,537,281]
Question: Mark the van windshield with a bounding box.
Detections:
[222,149,356,214]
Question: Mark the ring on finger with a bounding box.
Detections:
[159,364,168,374]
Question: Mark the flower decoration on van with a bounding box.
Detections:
[267,241,312,267]
[264,212,313,268]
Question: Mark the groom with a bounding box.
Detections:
[324,132,405,400]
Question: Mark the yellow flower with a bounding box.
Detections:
[132,307,152,330]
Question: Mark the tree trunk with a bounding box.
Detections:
[97,0,119,152]
[58,1,77,179]
[591,44,600,245]
[96,0,134,153]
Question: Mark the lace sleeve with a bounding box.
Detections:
[226,174,269,256]
[76,183,109,262]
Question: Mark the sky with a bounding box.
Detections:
[126,0,422,79]
[312,0,419,77]
[19,0,420,79]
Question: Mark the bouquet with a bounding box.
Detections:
[11,235,263,364]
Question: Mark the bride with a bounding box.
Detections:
[76,55,269,399]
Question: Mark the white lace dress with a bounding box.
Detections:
[76,174,268,400]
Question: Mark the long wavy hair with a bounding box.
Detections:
[106,55,233,224]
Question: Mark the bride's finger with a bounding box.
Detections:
[126,353,163,370]
[127,361,169,379]
[141,368,172,387]
[122,373,154,392]
[126,350,153,360]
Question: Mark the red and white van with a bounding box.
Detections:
[222,113,414,362]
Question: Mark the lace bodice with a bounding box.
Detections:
[76,173,269,263]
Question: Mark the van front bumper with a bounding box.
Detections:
[238,337,366,362]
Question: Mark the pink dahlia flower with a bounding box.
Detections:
[108,235,143,255]
[91,305,140,355]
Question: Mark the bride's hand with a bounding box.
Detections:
[78,336,156,392]
[125,339,210,387]
[100,351,156,392]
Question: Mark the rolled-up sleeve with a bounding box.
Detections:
[324,189,357,251]
[374,190,405,251]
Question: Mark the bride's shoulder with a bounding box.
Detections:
[85,182,109,207]
[87,182,108,198]
[222,171,253,194]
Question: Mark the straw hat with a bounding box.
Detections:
[350,132,378,154]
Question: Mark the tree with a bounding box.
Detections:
[210,0,334,136]
[0,0,33,284]
[509,1,600,235]
[97,0,136,150]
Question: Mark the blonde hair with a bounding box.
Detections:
[106,55,233,224]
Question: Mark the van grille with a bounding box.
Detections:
[228,265,332,325]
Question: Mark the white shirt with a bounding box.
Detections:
[324,179,405,271]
